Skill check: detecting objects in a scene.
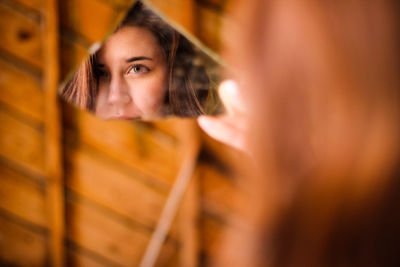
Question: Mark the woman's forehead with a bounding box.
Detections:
[97,26,163,64]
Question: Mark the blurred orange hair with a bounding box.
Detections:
[220,0,400,266]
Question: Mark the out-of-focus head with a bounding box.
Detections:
[220,0,400,266]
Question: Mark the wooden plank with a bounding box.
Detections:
[155,244,179,267]
[178,171,200,267]
[67,249,110,267]
[66,198,178,266]
[174,120,201,267]
[12,0,43,13]
[60,0,198,57]
[198,163,244,264]
[63,107,182,190]
[59,0,120,44]
[43,0,65,265]
[60,36,89,81]
[0,215,47,266]
[197,0,225,12]
[0,109,45,177]
[195,5,221,52]
[148,120,180,139]
[102,0,134,10]
[139,120,200,267]
[0,163,47,228]
[197,162,243,264]
[0,2,43,70]
[0,57,43,122]
[200,163,238,217]
[199,215,225,264]
[147,0,195,33]
[65,147,182,239]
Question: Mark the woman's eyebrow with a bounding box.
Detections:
[126,56,153,62]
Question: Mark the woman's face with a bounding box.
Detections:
[95,26,168,120]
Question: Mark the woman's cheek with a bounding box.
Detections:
[130,76,167,111]
[94,86,109,115]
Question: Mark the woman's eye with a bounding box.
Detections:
[128,65,150,74]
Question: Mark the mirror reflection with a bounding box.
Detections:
[60,1,222,120]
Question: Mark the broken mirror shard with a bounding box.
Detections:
[59,0,223,121]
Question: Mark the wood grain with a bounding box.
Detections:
[199,215,226,265]
[178,170,200,267]
[67,248,111,267]
[200,163,238,217]
[43,0,65,265]
[0,215,47,266]
[66,198,178,266]
[0,2,43,70]
[12,0,43,13]
[60,36,89,81]
[64,108,182,190]
[0,57,43,122]
[0,109,45,177]
[147,0,195,33]
[0,163,47,228]
[59,0,120,44]
[195,4,222,52]
[0,0,233,265]
[65,146,181,239]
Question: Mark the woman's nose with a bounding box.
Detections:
[108,75,131,105]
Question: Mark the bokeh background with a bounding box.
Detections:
[0,0,241,266]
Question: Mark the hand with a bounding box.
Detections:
[198,80,248,152]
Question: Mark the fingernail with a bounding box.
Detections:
[197,116,209,129]
[197,115,206,125]
[220,80,239,97]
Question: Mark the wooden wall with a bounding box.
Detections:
[0,0,238,266]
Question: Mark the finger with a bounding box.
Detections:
[197,115,246,151]
[219,80,247,115]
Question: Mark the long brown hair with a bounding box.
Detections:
[61,1,216,117]
[220,0,400,266]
